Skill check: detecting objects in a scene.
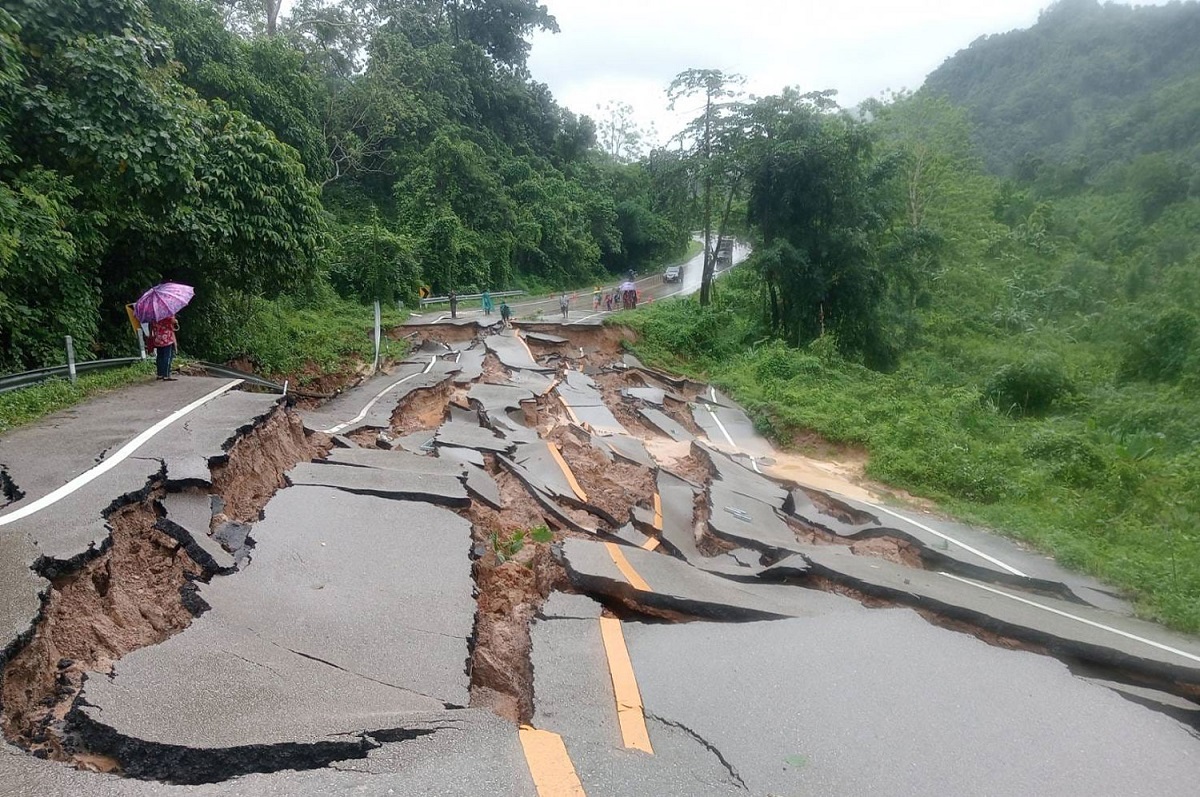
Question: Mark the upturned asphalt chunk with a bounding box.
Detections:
[555,370,625,434]
[483,332,550,372]
[637,408,694,442]
[558,538,797,620]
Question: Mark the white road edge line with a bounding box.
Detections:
[939,572,1200,664]
[321,356,436,435]
[875,505,1027,577]
[0,379,244,527]
[705,386,737,449]
[700,387,1028,577]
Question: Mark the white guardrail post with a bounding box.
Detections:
[65,336,77,384]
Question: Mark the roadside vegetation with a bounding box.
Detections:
[629,0,1200,632]
[0,0,689,377]
[0,362,156,435]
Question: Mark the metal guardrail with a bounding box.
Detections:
[0,357,143,394]
[419,289,525,307]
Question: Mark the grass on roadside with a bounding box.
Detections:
[0,361,157,435]
[623,298,1200,634]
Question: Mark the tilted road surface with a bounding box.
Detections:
[0,319,1197,795]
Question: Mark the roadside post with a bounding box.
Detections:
[373,299,382,374]
[125,304,147,359]
[65,336,77,384]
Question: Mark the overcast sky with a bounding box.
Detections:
[525,0,1163,144]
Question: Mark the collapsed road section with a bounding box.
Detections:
[0,324,1198,795]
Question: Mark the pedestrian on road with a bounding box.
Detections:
[604,291,613,312]
[149,316,179,381]
[481,290,493,316]
[449,290,458,319]
[592,286,601,310]
[559,292,570,320]
[500,301,512,328]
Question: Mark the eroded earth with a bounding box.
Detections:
[1,321,1198,796]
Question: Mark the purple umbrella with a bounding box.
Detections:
[134,282,194,323]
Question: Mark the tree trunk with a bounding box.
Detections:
[265,0,281,36]
[699,90,715,306]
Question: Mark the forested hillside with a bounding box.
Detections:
[628,2,1200,630]
[0,0,687,373]
[925,0,1200,181]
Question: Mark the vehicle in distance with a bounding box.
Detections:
[663,265,682,283]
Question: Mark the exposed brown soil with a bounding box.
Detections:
[661,396,705,436]
[517,323,635,362]
[1,405,326,770]
[667,447,713,485]
[590,371,656,435]
[849,536,924,569]
[390,381,451,434]
[545,427,655,527]
[209,406,324,523]
[1,499,199,765]
[346,428,383,448]
[480,353,510,384]
[459,461,567,724]
[469,546,563,724]
[802,487,879,526]
[399,324,479,344]
[694,492,736,556]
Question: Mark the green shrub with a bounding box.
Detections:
[1120,308,1197,383]
[1022,429,1110,488]
[983,353,1073,415]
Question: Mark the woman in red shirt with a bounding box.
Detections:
[149,316,179,381]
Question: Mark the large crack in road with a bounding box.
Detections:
[1,320,1198,794]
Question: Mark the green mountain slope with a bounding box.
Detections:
[924,0,1200,178]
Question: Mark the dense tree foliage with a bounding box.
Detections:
[0,0,686,371]
[925,0,1200,182]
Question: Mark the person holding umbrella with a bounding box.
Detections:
[135,281,194,382]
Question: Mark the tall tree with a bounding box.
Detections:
[667,68,745,305]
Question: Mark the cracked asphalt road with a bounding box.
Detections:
[1,321,1198,795]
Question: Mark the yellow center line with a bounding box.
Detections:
[519,726,587,796]
[604,542,652,592]
[515,330,539,365]
[640,537,661,552]
[652,492,663,531]
[599,616,654,754]
[558,395,583,427]
[548,442,589,502]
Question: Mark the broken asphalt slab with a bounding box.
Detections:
[435,420,517,455]
[624,610,1200,797]
[79,486,478,756]
[483,332,550,373]
[637,407,694,442]
[767,547,1200,687]
[139,392,282,487]
[620,386,666,406]
[287,461,469,507]
[529,594,747,797]
[691,391,775,460]
[0,530,44,658]
[0,377,237,515]
[707,480,800,555]
[555,370,625,435]
[556,538,853,621]
[466,383,537,416]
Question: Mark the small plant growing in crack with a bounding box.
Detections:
[489,525,553,564]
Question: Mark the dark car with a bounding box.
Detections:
[663,266,682,283]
